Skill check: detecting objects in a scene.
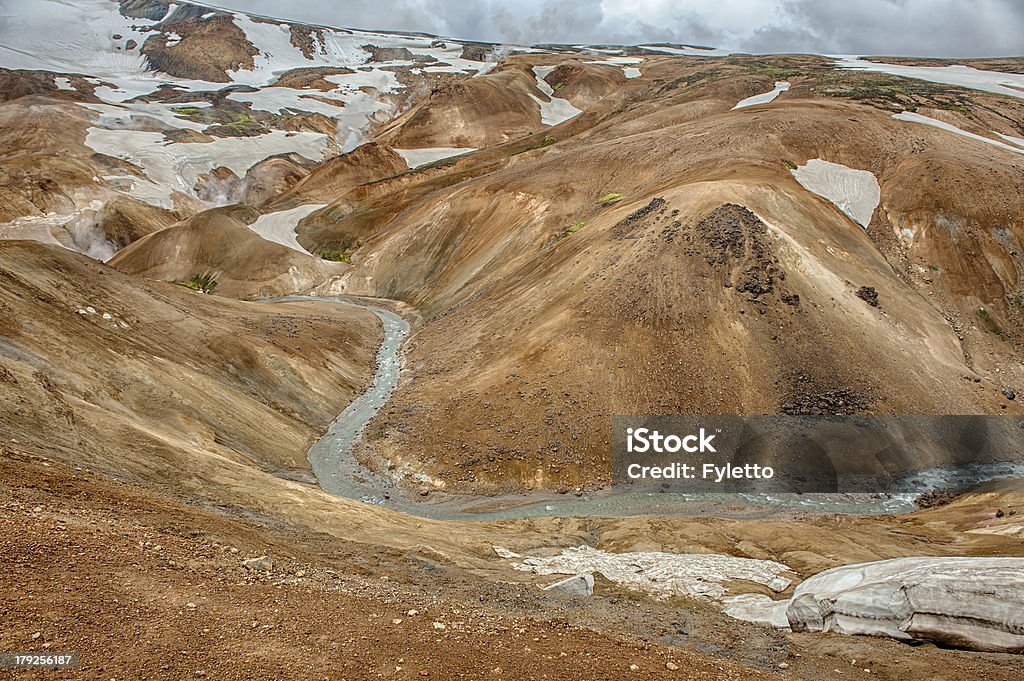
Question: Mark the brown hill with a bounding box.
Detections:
[109,207,344,298]
[291,59,1024,492]
[376,64,552,149]
[541,59,629,108]
[268,142,408,208]
[0,240,379,484]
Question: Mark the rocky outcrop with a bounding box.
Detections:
[460,43,497,62]
[141,14,258,82]
[119,0,171,21]
[363,45,415,63]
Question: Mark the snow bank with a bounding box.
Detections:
[226,87,348,118]
[583,56,644,79]
[639,44,731,57]
[248,204,327,254]
[728,557,1024,654]
[85,128,330,207]
[791,159,880,228]
[0,0,489,107]
[529,67,583,127]
[0,0,218,103]
[496,545,792,600]
[997,132,1024,149]
[732,81,790,110]
[836,57,1024,101]
[894,112,1024,156]
[83,101,211,132]
[395,147,476,169]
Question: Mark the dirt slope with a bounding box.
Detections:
[4,447,1024,680]
[0,240,378,479]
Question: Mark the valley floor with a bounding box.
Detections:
[3,451,1023,680]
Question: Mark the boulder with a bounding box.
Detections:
[243,556,273,573]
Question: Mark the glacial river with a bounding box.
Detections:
[275,296,1024,522]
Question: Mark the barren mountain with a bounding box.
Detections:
[2,0,1024,676]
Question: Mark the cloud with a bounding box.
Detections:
[206,0,1024,57]
[747,0,1024,57]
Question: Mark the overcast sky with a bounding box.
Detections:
[205,0,1024,58]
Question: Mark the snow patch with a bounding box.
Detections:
[791,159,880,228]
[638,44,731,57]
[395,147,476,169]
[836,57,1024,101]
[529,66,582,127]
[227,87,348,118]
[995,132,1024,148]
[996,132,1024,149]
[53,76,74,91]
[248,204,327,255]
[496,545,792,600]
[583,56,644,79]
[726,557,1024,654]
[85,128,330,208]
[83,101,211,132]
[733,81,790,109]
[893,112,1024,156]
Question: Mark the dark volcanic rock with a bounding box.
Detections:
[692,204,784,301]
[461,43,496,62]
[916,489,960,508]
[612,197,666,240]
[141,14,258,83]
[782,375,871,416]
[119,0,170,21]
[363,45,415,62]
[856,286,879,307]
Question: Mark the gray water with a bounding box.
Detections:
[272,296,1024,522]
[277,296,412,502]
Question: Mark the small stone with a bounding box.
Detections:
[666,662,679,671]
[629,664,640,671]
[186,602,197,609]
[778,662,789,669]
[243,556,273,572]
[392,618,403,625]
[432,621,446,630]
[31,632,41,641]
